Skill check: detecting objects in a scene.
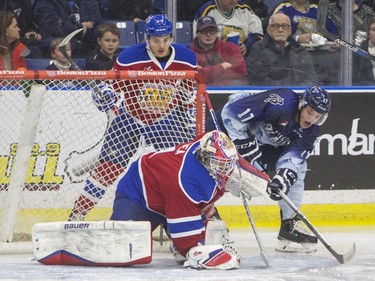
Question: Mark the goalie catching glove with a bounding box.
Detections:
[92,82,116,112]
[267,168,297,201]
[234,137,262,164]
[184,244,240,270]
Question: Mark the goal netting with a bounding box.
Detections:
[0,69,206,252]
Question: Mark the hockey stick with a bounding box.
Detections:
[59,28,83,70]
[240,192,269,267]
[244,156,356,264]
[202,91,270,267]
[276,190,356,264]
[317,0,375,62]
[59,28,118,181]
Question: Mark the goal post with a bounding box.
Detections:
[0,69,206,252]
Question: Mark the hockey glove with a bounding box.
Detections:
[267,168,297,201]
[92,82,116,112]
[184,244,240,270]
[234,137,262,164]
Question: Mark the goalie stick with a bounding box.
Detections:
[317,0,375,62]
[202,91,269,267]
[240,192,269,267]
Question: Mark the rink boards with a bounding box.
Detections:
[0,86,374,229]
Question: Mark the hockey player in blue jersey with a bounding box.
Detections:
[68,14,197,221]
[206,86,331,252]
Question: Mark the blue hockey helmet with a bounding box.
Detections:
[145,14,173,37]
[299,86,331,125]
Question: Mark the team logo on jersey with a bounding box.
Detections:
[139,83,175,114]
[264,94,284,105]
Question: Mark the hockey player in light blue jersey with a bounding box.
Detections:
[206,86,331,253]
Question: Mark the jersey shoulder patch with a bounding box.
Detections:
[116,43,149,65]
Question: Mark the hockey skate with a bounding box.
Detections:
[276,216,318,254]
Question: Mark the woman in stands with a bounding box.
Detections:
[0,11,29,70]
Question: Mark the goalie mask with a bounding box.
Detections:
[299,86,331,125]
[197,130,238,179]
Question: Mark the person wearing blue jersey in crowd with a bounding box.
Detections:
[68,14,197,221]
[272,0,338,44]
[206,86,332,253]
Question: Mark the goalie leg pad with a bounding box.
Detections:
[32,221,152,266]
[184,244,240,270]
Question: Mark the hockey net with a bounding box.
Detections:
[0,69,206,252]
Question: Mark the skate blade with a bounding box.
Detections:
[276,239,317,254]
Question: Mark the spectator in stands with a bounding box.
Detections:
[86,23,120,70]
[328,0,375,40]
[33,0,99,56]
[0,0,43,58]
[353,18,375,85]
[193,0,264,57]
[272,0,338,44]
[0,11,29,70]
[108,0,161,22]
[46,37,76,70]
[246,13,318,86]
[242,0,269,19]
[177,0,209,21]
[190,16,246,86]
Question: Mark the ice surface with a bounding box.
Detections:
[0,227,374,281]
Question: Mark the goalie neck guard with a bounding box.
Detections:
[197,130,238,179]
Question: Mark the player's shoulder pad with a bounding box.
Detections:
[116,43,149,65]
[179,141,217,203]
[264,88,299,104]
[195,0,216,20]
[172,44,197,66]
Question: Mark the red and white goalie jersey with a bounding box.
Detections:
[111,137,228,257]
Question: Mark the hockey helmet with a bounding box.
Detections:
[145,14,173,37]
[197,130,238,178]
[299,86,331,125]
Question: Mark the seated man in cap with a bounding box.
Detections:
[189,16,247,86]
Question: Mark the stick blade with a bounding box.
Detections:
[260,251,270,267]
[334,243,356,264]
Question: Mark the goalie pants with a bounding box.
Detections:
[111,191,167,232]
